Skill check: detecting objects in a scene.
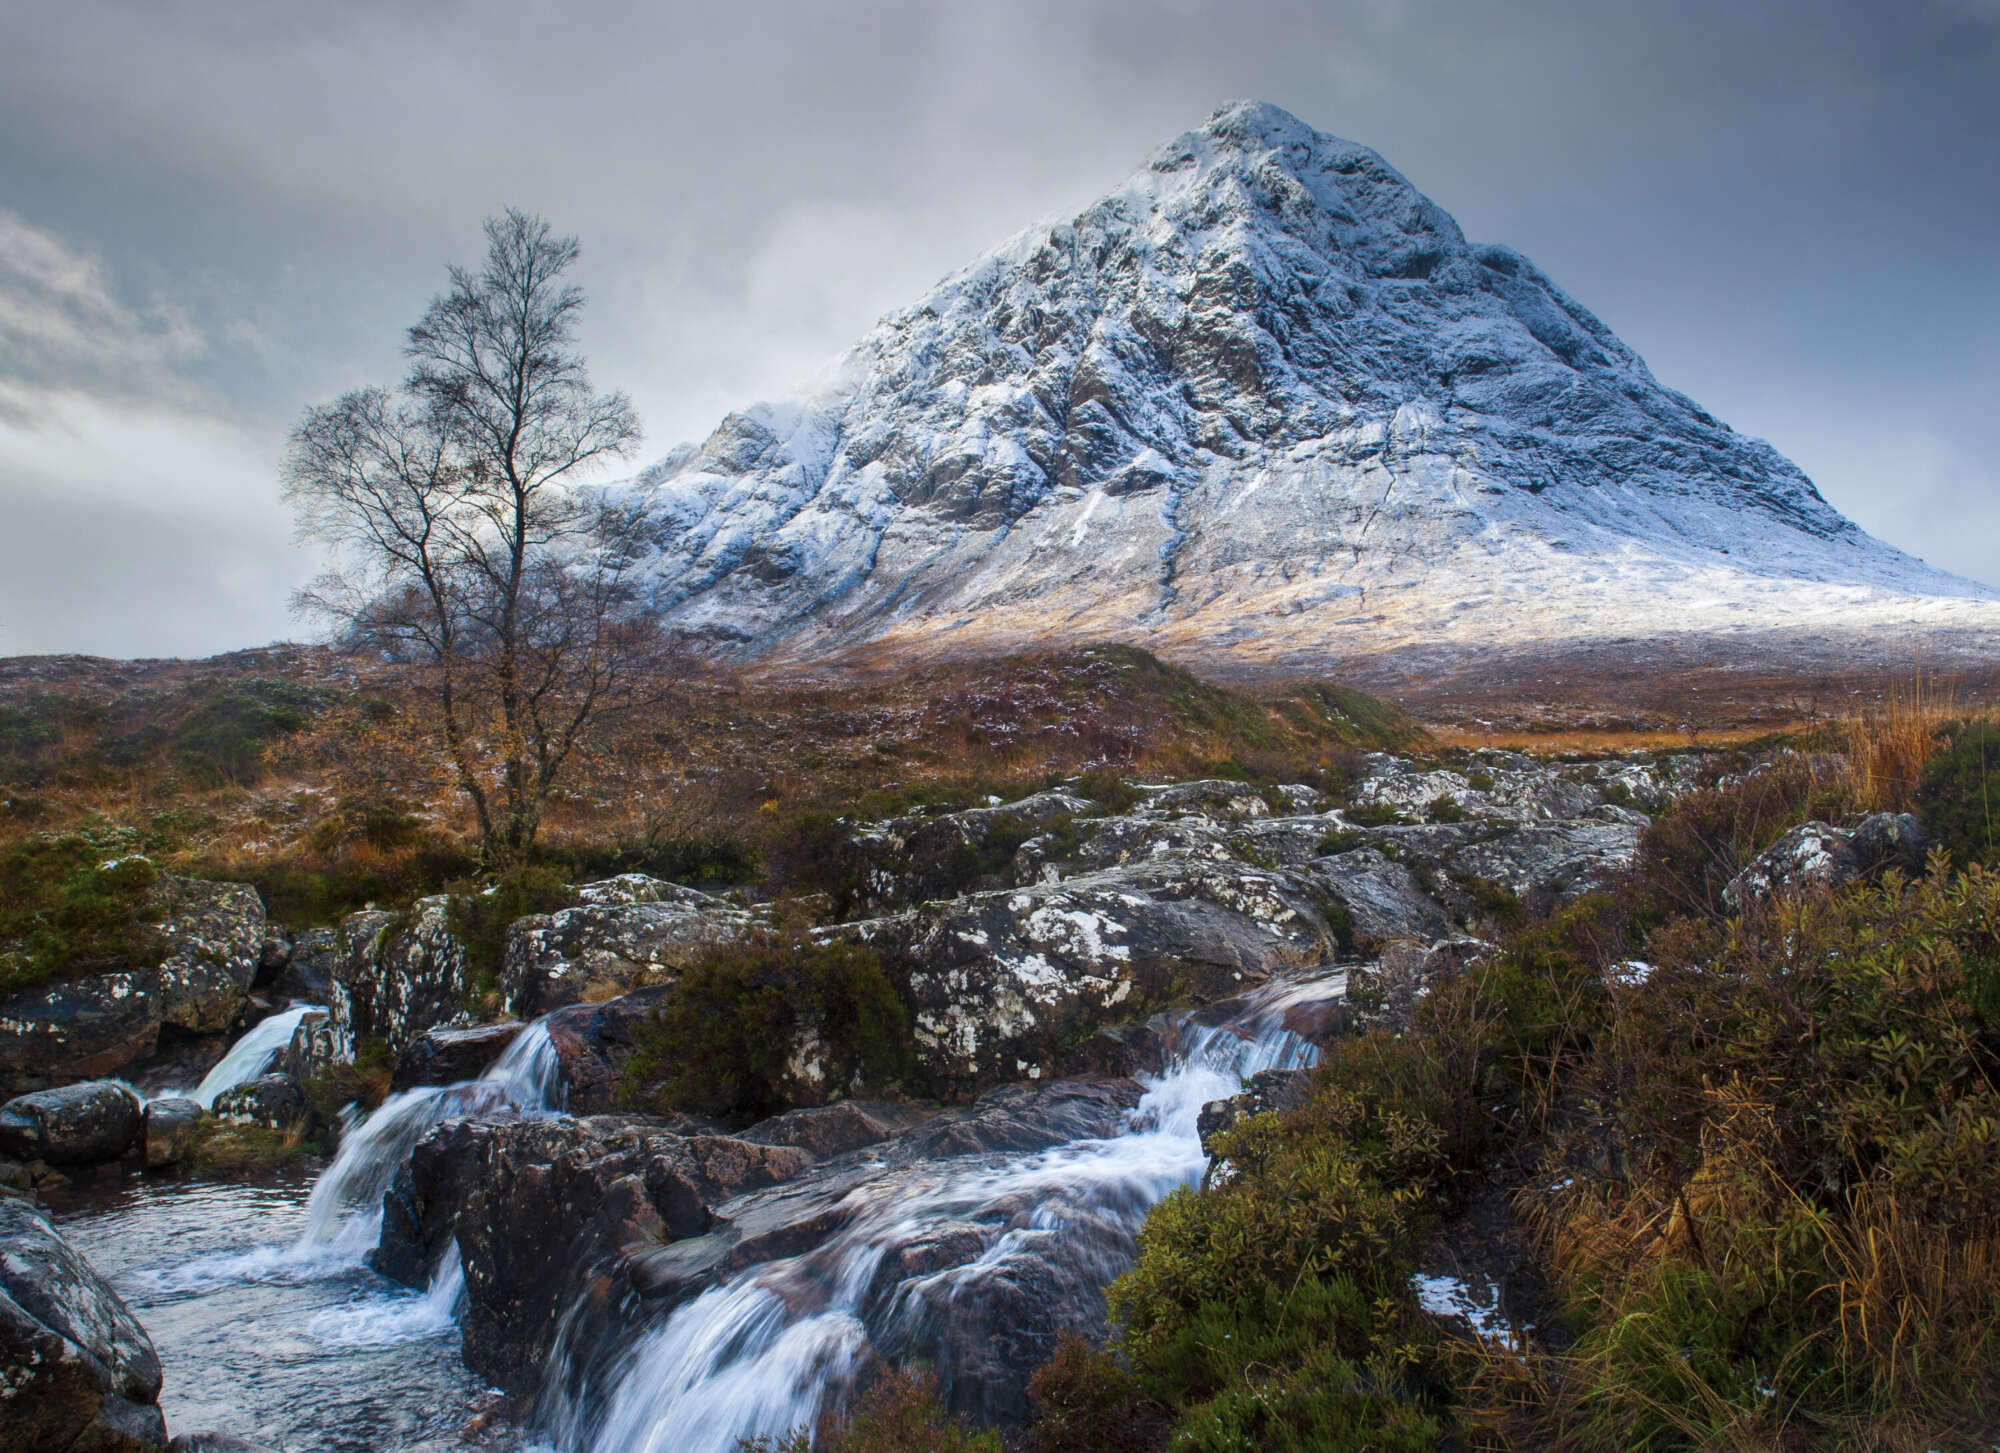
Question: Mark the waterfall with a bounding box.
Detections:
[181,1003,325,1108]
[295,1019,564,1259]
[539,973,1336,1453]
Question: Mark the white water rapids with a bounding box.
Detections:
[180,1002,325,1108]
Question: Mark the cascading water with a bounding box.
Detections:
[536,972,1338,1453]
[181,1002,325,1107]
[298,1019,564,1258]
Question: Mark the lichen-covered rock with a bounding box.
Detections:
[0,878,265,1095]
[211,1074,305,1132]
[1723,812,1933,911]
[390,1021,526,1091]
[1298,849,1454,946]
[0,1082,143,1166]
[140,1097,201,1169]
[328,898,472,1058]
[1132,779,1278,821]
[275,1009,344,1083]
[498,881,752,1019]
[847,791,1095,913]
[853,859,1342,1097]
[0,1196,168,1450]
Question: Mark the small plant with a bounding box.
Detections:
[1343,801,1406,828]
[1915,720,1999,870]
[1466,770,1495,793]
[1426,794,1466,823]
[740,1367,999,1452]
[447,864,578,995]
[1074,766,1141,815]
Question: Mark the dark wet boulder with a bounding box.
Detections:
[328,898,473,1057]
[211,1074,305,1132]
[498,879,752,1019]
[0,877,265,1096]
[274,927,336,1004]
[253,934,291,989]
[1196,1067,1316,1159]
[1851,811,1930,875]
[141,1097,201,1169]
[0,1196,168,1450]
[0,1082,143,1166]
[390,1021,525,1091]
[376,1112,819,1394]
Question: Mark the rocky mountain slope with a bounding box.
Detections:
[617,101,1998,678]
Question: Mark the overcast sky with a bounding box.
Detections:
[2,0,1996,658]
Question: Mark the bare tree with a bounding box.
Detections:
[285,209,650,868]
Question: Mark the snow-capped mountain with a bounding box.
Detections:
[620,101,1997,675]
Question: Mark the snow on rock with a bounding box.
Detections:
[613,100,2000,675]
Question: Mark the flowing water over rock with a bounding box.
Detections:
[184,1003,325,1107]
[534,973,1337,1453]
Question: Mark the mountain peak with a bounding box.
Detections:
[616,105,1997,676]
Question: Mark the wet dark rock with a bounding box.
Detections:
[391,1022,526,1091]
[253,935,291,989]
[377,1113,821,1395]
[499,880,751,1019]
[168,1435,276,1453]
[1851,812,1930,875]
[0,1195,168,1450]
[273,928,336,1005]
[329,899,472,1057]
[0,1082,144,1166]
[211,1074,306,1132]
[0,877,265,1096]
[736,1100,940,1160]
[140,1097,201,1169]
[538,986,674,1113]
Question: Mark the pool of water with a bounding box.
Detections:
[52,1173,517,1452]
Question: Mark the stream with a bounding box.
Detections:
[47,973,1338,1452]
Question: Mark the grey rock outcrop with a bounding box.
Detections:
[499,879,752,1019]
[0,1196,168,1450]
[391,1021,525,1091]
[1723,812,1931,910]
[0,1082,143,1166]
[0,877,265,1095]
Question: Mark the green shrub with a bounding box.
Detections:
[1027,1336,1170,1453]
[1343,801,1405,828]
[1075,766,1141,816]
[172,679,316,786]
[1916,720,1999,871]
[0,835,164,997]
[1427,794,1466,823]
[740,1367,999,1452]
[623,936,913,1122]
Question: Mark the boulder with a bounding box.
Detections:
[850,859,1344,1098]
[1197,1067,1316,1159]
[375,1113,823,1394]
[391,1021,526,1091]
[1723,812,1934,911]
[253,934,291,989]
[141,1097,201,1169]
[0,1196,168,1450]
[275,1009,344,1083]
[0,1082,144,1166]
[211,1074,305,1132]
[328,897,473,1058]
[498,881,752,1019]
[0,877,265,1095]
[735,1100,939,1160]
[539,987,674,1113]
